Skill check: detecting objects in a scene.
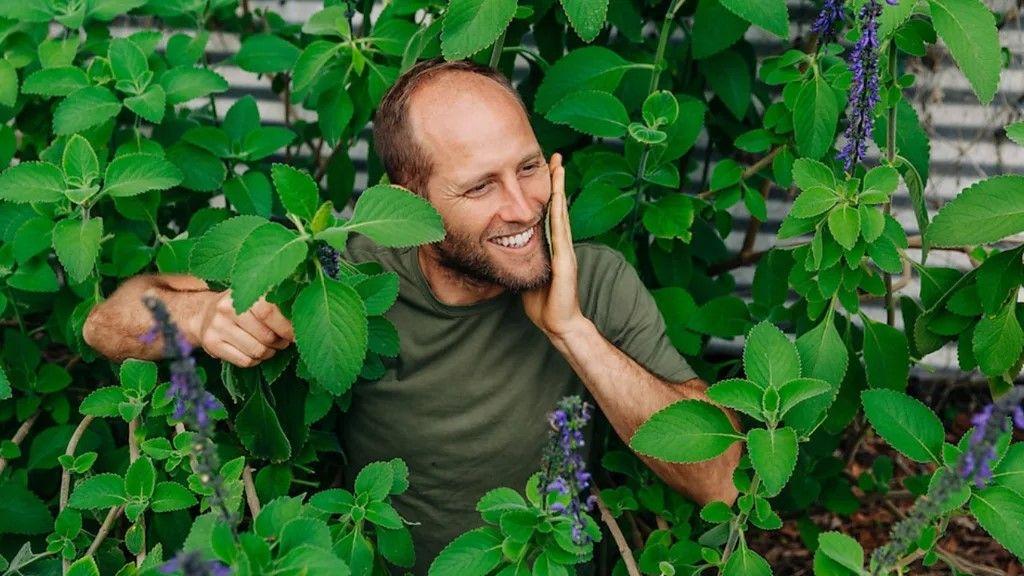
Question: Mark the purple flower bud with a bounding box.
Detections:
[811,0,846,46]
[837,0,886,173]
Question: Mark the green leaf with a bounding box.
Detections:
[378,526,415,568]
[692,0,749,59]
[0,59,17,108]
[271,164,320,221]
[124,84,166,123]
[109,37,149,88]
[236,384,292,462]
[235,34,300,74]
[702,50,750,120]
[722,548,771,576]
[546,90,628,138]
[0,483,52,535]
[861,389,944,463]
[790,186,839,218]
[62,135,99,188]
[54,86,122,135]
[477,488,528,524]
[229,222,308,314]
[428,527,504,576]
[747,426,798,497]
[303,6,352,37]
[862,319,909,391]
[719,0,789,37]
[560,0,609,42]
[792,158,837,191]
[68,473,126,509]
[971,486,1024,561]
[52,217,102,283]
[125,457,156,499]
[927,175,1024,247]
[789,317,847,433]
[151,481,197,512]
[341,184,445,248]
[80,387,126,417]
[630,399,742,463]
[189,215,267,282]
[0,161,65,203]
[441,0,517,59]
[66,557,99,576]
[22,67,90,97]
[120,359,157,395]
[160,67,228,105]
[707,378,765,422]
[224,171,273,217]
[743,321,800,390]
[928,0,1001,104]
[277,545,350,576]
[642,195,694,240]
[973,301,1024,376]
[861,166,900,199]
[1007,121,1024,147]
[103,154,183,197]
[827,204,860,250]
[793,75,838,160]
[356,461,395,501]
[292,41,341,93]
[292,276,368,395]
[815,532,864,574]
[534,47,632,114]
[777,378,832,419]
[317,87,354,147]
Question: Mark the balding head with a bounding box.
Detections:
[372,58,529,199]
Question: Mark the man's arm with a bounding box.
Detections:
[83,274,295,366]
[548,319,742,506]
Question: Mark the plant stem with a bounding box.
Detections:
[0,411,40,476]
[128,419,146,566]
[882,40,899,326]
[86,505,124,557]
[719,475,760,568]
[243,465,261,517]
[590,486,641,576]
[60,415,95,574]
[489,29,506,69]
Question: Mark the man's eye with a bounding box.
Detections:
[521,163,539,174]
[467,183,489,195]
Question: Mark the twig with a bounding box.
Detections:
[0,411,41,475]
[128,419,146,566]
[696,147,783,200]
[243,465,261,518]
[86,505,124,556]
[61,415,95,575]
[590,486,641,576]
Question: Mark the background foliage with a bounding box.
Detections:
[0,0,1023,574]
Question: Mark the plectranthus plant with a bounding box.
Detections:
[430,396,602,575]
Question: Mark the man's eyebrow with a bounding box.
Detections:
[456,151,545,190]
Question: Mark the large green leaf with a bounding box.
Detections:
[0,162,65,203]
[428,527,504,576]
[642,195,694,241]
[54,86,122,134]
[0,483,52,535]
[568,182,634,240]
[630,399,742,463]
[235,34,300,74]
[0,59,17,107]
[534,47,633,114]
[862,319,909,391]
[560,0,608,42]
[103,154,183,197]
[62,135,100,188]
[189,215,268,282]
[718,0,789,37]
[292,277,368,395]
[971,486,1024,561]
[546,90,628,138]
[702,49,750,120]
[108,37,149,88]
[68,473,126,509]
[747,426,797,497]
[160,67,229,105]
[973,300,1024,377]
[928,0,1001,104]
[236,384,292,462]
[52,217,103,284]
[927,175,1024,247]
[861,389,944,463]
[722,548,771,576]
[707,378,765,422]
[789,317,846,433]
[440,0,517,60]
[229,222,308,314]
[793,75,838,160]
[271,164,320,221]
[292,41,342,93]
[692,0,749,59]
[742,321,800,390]
[339,185,444,248]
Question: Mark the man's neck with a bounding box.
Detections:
[417,245,506,307]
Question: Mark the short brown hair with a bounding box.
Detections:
[372,57,527,197]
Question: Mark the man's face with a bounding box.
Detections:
[409,73,552,293]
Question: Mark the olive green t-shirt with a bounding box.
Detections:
[341,233,697,575]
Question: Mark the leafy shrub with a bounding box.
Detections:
[0,0,1023,575]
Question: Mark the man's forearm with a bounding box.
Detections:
[83,275,217,362]
[547,318,742,505]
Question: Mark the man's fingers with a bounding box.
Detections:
[251,298,295,341]
[236,312,282,348]
[221,324,271,360]
[211,340,262,368]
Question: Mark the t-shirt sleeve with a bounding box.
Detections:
[589,250,698,383]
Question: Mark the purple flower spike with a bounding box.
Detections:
[837,0,886,173]
[811,0,846,46]
[539,395,595,545]
[160,551,231,576]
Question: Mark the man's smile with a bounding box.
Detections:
[487,223,540,251]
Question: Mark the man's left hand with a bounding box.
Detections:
[522,153,587,339]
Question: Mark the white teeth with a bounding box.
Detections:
[493,226,534,248]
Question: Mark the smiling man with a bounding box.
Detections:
[82,57,740,574]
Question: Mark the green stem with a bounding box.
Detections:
[489,28,507,69]
[882,40,899,326]
[649,0,688,93]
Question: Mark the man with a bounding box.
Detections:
[83,57,740,573]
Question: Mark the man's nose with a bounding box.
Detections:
[498,178,538,223]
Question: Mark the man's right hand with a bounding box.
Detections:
[192,291,295,368]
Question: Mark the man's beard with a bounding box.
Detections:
[432,213,552,294]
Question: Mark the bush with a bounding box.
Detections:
[0,0,1022,574]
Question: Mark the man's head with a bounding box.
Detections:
[373,58,551,293]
